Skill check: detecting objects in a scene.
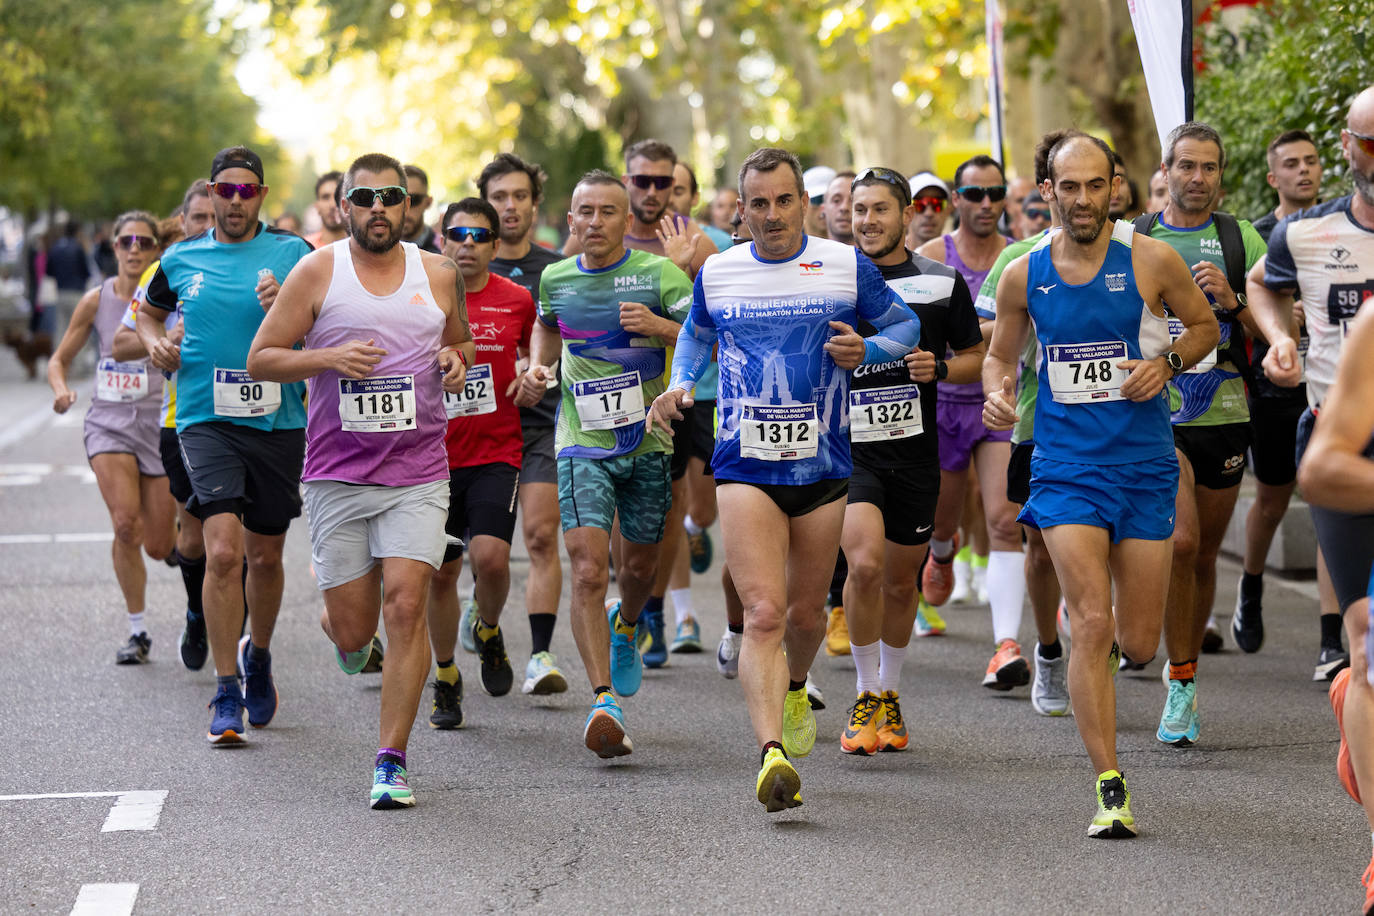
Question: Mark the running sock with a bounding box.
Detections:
[127,612,146,637]
[436,658,459,686]
[987,550,1027,644]
[528,613,556,655]
[972,551,989,595]
[376,747,406,768]
[670,588,693,626]
[878,640,908,694]
[475,619,500,641]
[1169,659,1198,683]
[1038,638,1063,660]
[176,549,206,616]
[640,595,665,618]
[851,640,880,695]
[1321,613,1345,650]
[247,641,270,664]
[216,674,239,691]
[684,515,704,536]
[612,610,637,636]
[787,678,807,693]
[593,685,612,699]
[761,740,786,765]
[955,544,973,565]
[929,538,954,562]
[1240,570,1264,601]
[728,622,744,635]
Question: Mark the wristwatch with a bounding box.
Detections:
[1230,292,1248,315]
[1163,350,1185,377]
[934,359,949,381]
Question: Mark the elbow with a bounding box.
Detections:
[245,348,268,380]
[1296,449,1334,508]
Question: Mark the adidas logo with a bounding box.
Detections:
[411,293,427,305]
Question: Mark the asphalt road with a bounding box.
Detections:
[0,350,1364,914]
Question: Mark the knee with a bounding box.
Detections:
[523,521,559,561]
[744,600,787,639]
[324,608,372,652]
[1171,528,1199,565]
[846,554,883,594]
[883,577,917,610]
[384,586,428,632]
[205,541,242,579]
[1067,602,1114,645]
[1253,498,1288,528]
[430,560,461,590]
[245,543,283,577]
[1025,540,1056,580]
[986,511,1021,548]
[111,512,143,547]
[570,558,610,596]
[472,550,510,585]
[620,550,657,586]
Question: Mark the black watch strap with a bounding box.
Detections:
[935,359,948,381]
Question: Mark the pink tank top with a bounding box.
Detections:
[303,241,448,486]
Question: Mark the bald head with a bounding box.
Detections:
[1350,85,1374,133]
[1346,85,1374,207]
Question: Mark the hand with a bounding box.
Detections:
[982,376,1017,430]
[331,339,386,379]
[169,318,185,346]
[619,301,659,336]
[255,274,281,312]
[438,348,467,393]
[1191,261,1236,311]
[516,365,553,407]
[656,214,695,274]
[823,320,865,370]
[148,336,181,372]
[52,387,76,414]
[1292,298,1306,328]
[506,370,524,399]
[1261,337,1302,387]
[647,386,693,435]
[1117,356,1170,402]
[904,347,937,383]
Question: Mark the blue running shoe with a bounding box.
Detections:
[1157,678,1199,746]
[607,601,643,696]
[180,610,207,671]
[207,683,246,746]
[459,598,479,654]
[671,617,703,654]
[687,527,713,574]
[238,635,277,728]
[336,643,372,675]
[584,692,633,758]
[370,758,416,809]
[642,608,668,668]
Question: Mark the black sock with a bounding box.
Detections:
[1321,613,1345,650]
[761,740,786,766]
[592,685,612,698]
[241,558,249,633]
[1038,639,1062,660]
[641,595,664,617]
[787,679,807,693]
[528,613,556,655]
[176,549,206,617]
[1240,571,1264,602]
[728,622,744,634]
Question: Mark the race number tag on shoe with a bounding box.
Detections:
[740,403,819,460]
[95,358,148,402]
[443,363,496,418]
[339,375,416,432]
[573,370,644,430]
[849,385,922,442]
[1167,318,1216,374]
[213,368,281,417]
[1046,341,1127,404]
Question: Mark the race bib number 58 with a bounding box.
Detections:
[1046,341,1127,404]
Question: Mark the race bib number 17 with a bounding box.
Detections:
[572,370,644,430]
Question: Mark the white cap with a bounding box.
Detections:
[803,166,837,200]
[908,171,949,198]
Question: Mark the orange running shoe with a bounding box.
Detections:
[1331,667,1362,804]
[920,533,960,607]
[825,605,851,656]
[982,638,1031,691]
[1363,854,1374,915]
[876,691,909,752]
[840,692,882,755]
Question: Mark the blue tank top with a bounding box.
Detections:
[1027,220,1173,465]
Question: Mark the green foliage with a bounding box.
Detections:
[1198,0,1373,219]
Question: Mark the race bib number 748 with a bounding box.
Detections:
[1046,341,1127,404]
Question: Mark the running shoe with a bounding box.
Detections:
[949,554,974,604]
[336,642,372,675]
[920,533,959,607]
[1363,854,1374,916]
[1331,667,1362,804]
[459,597,478,654]
[1107,642,1121,679]
[716,629,742,679]
[805,673,826,710]
[824,604,851,656]
[1231,586,1264,653]
[370,758,415,809]
[1200,615,1223,654]
[840,692,882,755]
[1031,643,1070,716]
[115,633,151,665]
[607,601,643,697]
[756,746,802,812]
[1088,769,1137,838]
[206,683,246,746]
[522,651,568,695]
[238,635,277,728]
[473,621,514,697]
[1157,678,1199,746]
[782,686,816,758]
[642,607,669,668]
[876,691,909,752]
[687,527,713,574]
[1315,646,1351,682]
[671,617,703,653]
[913,599,946,637]
[1057,599,1071,639]
[982,638,1030,691]
[360,634,384,673]
[429,676,464,730]
[584,691,633,758]
[180,610,207,670]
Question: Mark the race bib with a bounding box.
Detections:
[1167,318,1216,374]
[213,368,281,417]
[849,385,922,442]
[339,375,416,433]
[95,358,148,402]
[1046,341,1127,404]
[740,403,819,461]
[572,371,644,430]
[443,363,496,418]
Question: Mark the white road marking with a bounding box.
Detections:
[71,883,139,916]
[0,463,96,486]
[0,790,167,831]
[0,405,53,451]
[0,533,113,545]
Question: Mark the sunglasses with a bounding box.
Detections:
[116,234,157,251]
[1349,129,1374,158]
[445,226,494,244]
[408,192,428,207]
[209,182,264,200]
[345,185,408,207]
[912,196,947,214]
[628,174,673,190]
[1024,207,1052,221]
[955,185,1007,203]
[852,167,912,208]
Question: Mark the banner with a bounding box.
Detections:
[985,0,1006,165]
[1127,0,1193,157]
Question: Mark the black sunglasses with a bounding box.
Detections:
[628,174,673,190]
[955,185,1007,203]
[345,185,408,208]
[852,167,912,208]
[446,226,494,244]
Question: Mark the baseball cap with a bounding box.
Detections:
[803,166,837,201]
[908,171,949,198]
[210,147,265,183]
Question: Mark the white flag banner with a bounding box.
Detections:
[985,0,1006,164]
[1127,0,1193,157]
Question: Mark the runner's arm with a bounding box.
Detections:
[1297,306,1374,511]
[248,254,374,382]
[982,258,1029,429]
[46,286,101,413]
[854,257,921,363]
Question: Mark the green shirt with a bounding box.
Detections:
[976,229,1052,445]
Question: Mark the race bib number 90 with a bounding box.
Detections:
[572,370,644,430]
[443,363,496,418]
[1167,317,1216,374]
[339,375,416,433]
[1046,341,1127,404]
[740,403,819,461]
[213,368,281,417]
[849,385,922,442]
[96,358,148,402]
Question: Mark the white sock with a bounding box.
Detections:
[851,640,881,695]
[930,537,954,561]
[972,556,989,595]
[670,587,693,626]
[988,550,1027,644]
[684,515,704,536]
[952,558,972,593]
[127,612,146,637]
[878,640,908,694]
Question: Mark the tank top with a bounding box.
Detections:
[302,241,448,486]
[939,234,1001,403]
[1026,220,1173,465]
[90,278,162,408]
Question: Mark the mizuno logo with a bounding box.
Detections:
[1036,284,1057,294]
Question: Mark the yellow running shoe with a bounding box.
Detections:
[781,687,816,758]
[755,746,802,812]
[840,692,882,755]
[913,599,946,637]
[1088,769,1137,839]
[825,605,851,656]
[876,691,909,751]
